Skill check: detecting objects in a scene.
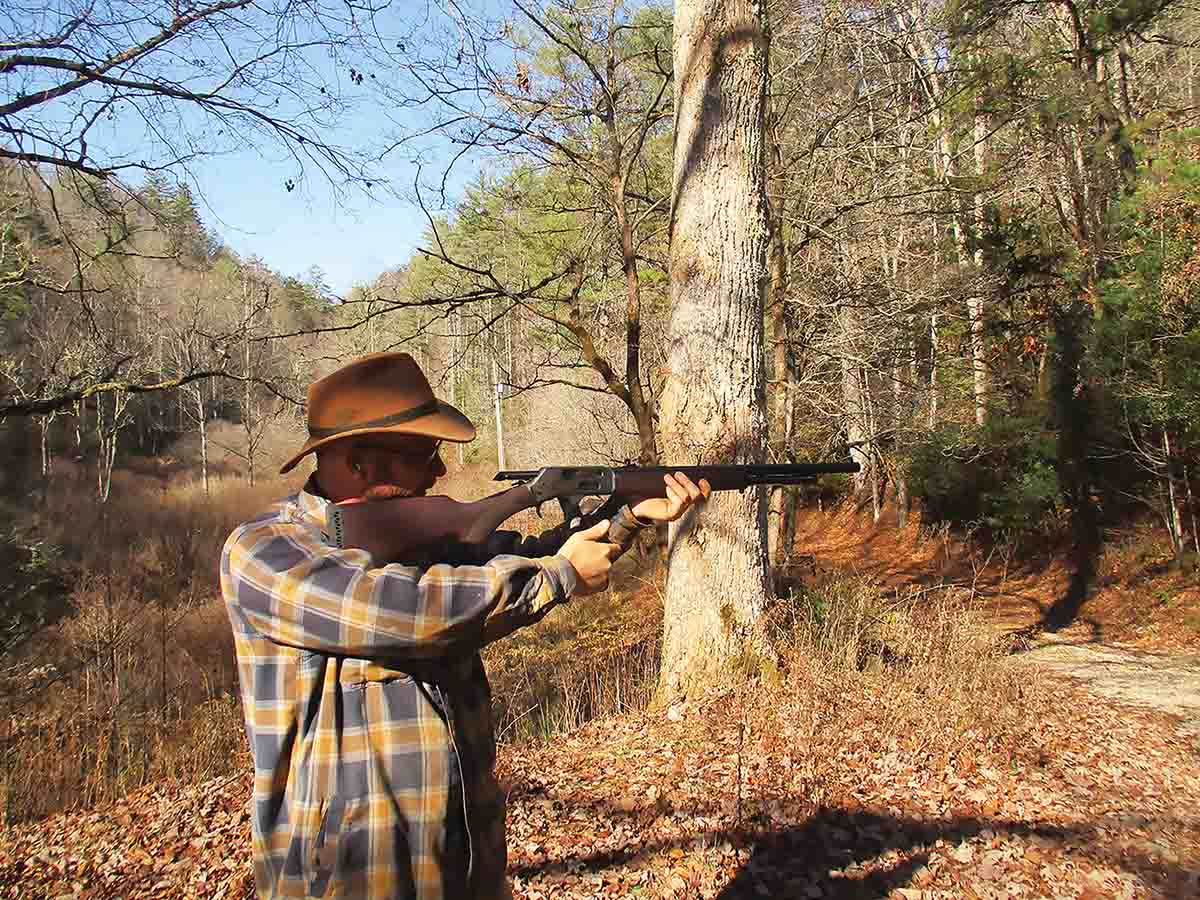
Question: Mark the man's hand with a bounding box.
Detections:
[558,519,621,596]
[629,472,711,524]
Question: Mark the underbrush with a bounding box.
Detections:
[2,455,1039,827]
[737,574,1047,815]
[0,457,597,824]
[486,557,664,745]
[0,468,288,824]
[487,556,1035,776]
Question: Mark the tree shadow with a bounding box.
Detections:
[1039,537,1099,634]
[715,807,1197,899]
[510,797,1199,898]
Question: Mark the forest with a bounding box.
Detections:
[0,1,1198,897]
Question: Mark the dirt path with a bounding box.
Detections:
[1014,631,1200,741]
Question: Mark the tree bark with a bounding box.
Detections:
[243,280,256,487]
[767,170,792,565]
[658,0,774,699]
[196,388,209,496]
[969,110,989,426]
[1042,303,1101,630]
[1163,428,1182,557]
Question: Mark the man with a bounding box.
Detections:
[221,352,708,900]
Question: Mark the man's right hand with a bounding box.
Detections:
[557,519,621,596]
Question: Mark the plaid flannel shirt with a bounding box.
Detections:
[221,477,646,900]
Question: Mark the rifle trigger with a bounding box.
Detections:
[557,496,582,524]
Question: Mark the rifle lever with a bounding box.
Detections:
[557,495,583,525]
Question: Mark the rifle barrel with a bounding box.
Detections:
[495,463,859,489]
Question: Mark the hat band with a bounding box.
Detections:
[308,399,441,439]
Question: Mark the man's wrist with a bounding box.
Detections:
[621,505,653,528]
[541,554,579,601]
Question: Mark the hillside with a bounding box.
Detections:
[791,505,1200,654]
[2,507,1199,899]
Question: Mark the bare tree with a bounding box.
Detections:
[0,0,415,420]
[379,0,675,465]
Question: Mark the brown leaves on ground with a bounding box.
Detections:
[2,667,1197,900]
[0,770,256,900]
[791,505,1200,653]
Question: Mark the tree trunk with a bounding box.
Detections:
[767,179,791,566]
[40,415,50,477]
[658,0,773,700]
[244,282,256,486]
[895,328,911,530]
[929,309,939,428]
[1185,462,1199,556]
[613,179,658,467]
[453,307,464,465]
[196,389,209,496]
[967,110,989,426]
[490,299,506,470]
[1163,428,1183,557]
[839,300,871,495]
[1042,303,1100,630]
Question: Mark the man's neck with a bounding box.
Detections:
[306,472,333,500]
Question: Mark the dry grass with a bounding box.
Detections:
[775,572,1033,726]
[486,557,666,745]
[0,459,292,824]
[0,456,581,823]
[2,458,1039,828]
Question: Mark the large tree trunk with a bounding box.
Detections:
[658,0,773,699]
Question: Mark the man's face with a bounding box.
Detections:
[349,435,447,500]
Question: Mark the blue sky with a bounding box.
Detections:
[177,1,501,298]
[5,0,493,298]
[2,0,522,295]
[194,156,431,297]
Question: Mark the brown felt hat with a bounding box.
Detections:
[279,352,476,474]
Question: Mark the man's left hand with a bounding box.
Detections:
[629,473,711,524]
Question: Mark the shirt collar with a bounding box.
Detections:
[295,474,331,528]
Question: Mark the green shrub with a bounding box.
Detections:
[0,527,70,662]
[905,418,1063,540]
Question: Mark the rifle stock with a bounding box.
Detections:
[327,462,858,562]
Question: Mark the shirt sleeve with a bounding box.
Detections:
[477,505,650,647]
[221,516,578,658]
[485,504,650,558]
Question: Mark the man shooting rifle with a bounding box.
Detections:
[219,352,709,900]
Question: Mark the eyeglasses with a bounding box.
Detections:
[353,438,443,467]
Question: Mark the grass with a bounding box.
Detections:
[0,460,277,823]
[0,456,1044,826]
[0,455,586,824]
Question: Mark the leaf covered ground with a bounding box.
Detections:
[4,505,1198,899]
[2,660,1197,900]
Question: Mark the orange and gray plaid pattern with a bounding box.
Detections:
[221,478,646,899]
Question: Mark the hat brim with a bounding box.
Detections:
[279,401,476,475]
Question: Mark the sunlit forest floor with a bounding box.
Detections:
[793,504,1200,654]
[2,653,1196,899]
[2,481,1199,899]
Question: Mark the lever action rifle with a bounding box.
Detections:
[327,463,860,562]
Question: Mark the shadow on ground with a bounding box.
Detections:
[511,801,1198,899]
